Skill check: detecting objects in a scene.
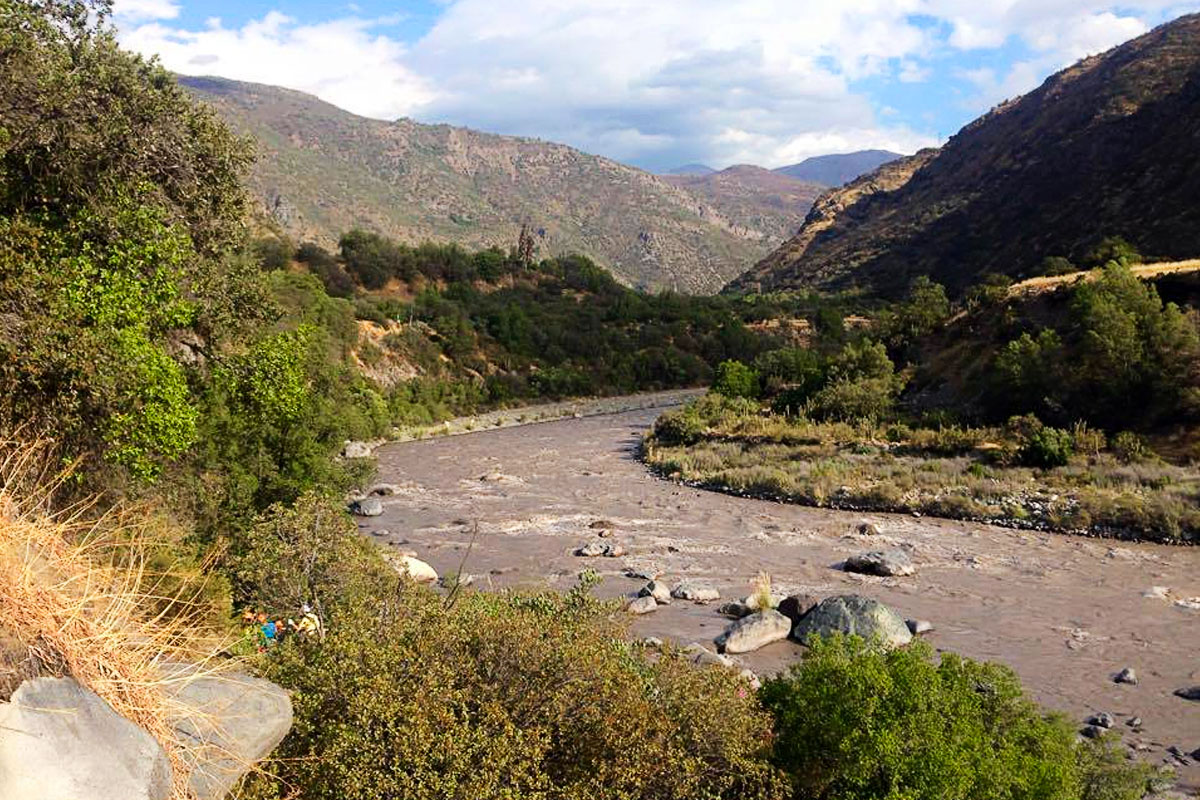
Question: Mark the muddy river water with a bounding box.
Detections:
[373,404,1200,787]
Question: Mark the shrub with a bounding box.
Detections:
[1111,431,1148,464]
[713,359,760,399]
[244,576,785,800]
[760,635,1154,800]
[1020,426,1074,468]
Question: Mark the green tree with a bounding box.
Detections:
[712,360,760,399]
[761,636,1154,800]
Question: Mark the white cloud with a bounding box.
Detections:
[111,0,180,22]
[114,1,1194,169]
[119,12,434,120]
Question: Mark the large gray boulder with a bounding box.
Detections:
[166,668,293,800]
[844,549,915,577]
[715,610,792,654]
[0,677,172,800]
[792,595,913,648]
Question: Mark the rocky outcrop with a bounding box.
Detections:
[0,677,172,800]
[792,595,913,649]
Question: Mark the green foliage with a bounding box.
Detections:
[875,276,952,354]
[1083,237,1142,268]
[760,635,1152,800]
[809,341,900,422]
[238,506,783,800]
[1020,426,1075,468]
[713,360,761,399]
[1111,431,1148,464]
[1039,257,1078,277]
[226,494,397,614]
[0,0,252,255]
[991,262,1200,429]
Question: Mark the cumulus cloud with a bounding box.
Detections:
[114,1,1195,169]
[119,12,434,120]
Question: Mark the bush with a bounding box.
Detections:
[1111,431,1148,464]
[713,360,760,399]
[760,635,1154,800]
[244,570,784,799]
[1020,426,1075,468]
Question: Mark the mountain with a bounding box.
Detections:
[663,164,717,176]
[661,165,826,246]
[773,150,902,186]
[180,77,766,293]
[730,14,1200,297]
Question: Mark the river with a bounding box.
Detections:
[373,402,1200,785]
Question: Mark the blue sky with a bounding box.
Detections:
[114,1,1199,171]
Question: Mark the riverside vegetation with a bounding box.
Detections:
[0,2,1173,798]
[647,251,1200,542]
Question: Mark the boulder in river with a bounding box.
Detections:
[844,549,915,577]
[626,596,658,615]
[638,580,672,605]
[777,593,820,625]
[1114,667,1138,685]
[792,595,913,648]
[672,580,720,603]
[715,609,792,654]
[718,601,753,619]
[1087,712,1115,729]
[683,642,735,668]
[576,542,624,558]
[368,483,402,496]
[349,497,384,517]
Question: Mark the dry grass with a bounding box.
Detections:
[1008,259,1200,296]
[0,440,239,799]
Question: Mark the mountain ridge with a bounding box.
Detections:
[180,76,767,293]
[773,150,902,186]
[730,14,1200,297]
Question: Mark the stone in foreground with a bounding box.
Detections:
[0,677,172,800]
[1114,667,1138,685]
[683,643,735,668]
[792,595,913,649]
[671,579,720,602]
[166,669,294,800]
[715,609,792,654]
[844,549,915,577]
[626,596,658,615]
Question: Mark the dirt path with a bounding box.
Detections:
[372,406,1200,786]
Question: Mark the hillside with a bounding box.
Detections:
[730,14,1200,297]
[661,165,826,246]
[181,76,764,293]
[773,150,901,186]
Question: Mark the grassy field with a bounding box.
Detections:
[644,399,1200,543]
